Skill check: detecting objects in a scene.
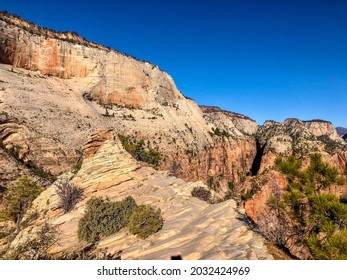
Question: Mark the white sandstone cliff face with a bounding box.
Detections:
[0,12,258,192]
[200,106,258,136]
[256,118,347,174]
[304,120,343,142]
[0,13,182,109]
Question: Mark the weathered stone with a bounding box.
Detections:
[8,130,273,260]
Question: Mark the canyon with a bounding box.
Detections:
[0,12,346,259]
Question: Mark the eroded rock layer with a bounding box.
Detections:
[8,130,273,260]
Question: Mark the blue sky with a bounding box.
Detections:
[1,0,347,126]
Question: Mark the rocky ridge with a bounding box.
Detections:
[5,130,273,260]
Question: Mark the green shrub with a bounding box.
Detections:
[128,205,164,239]
[78,196,136,243]
[118,134,161,166]
[7,223,57,260]
[191,186,212,203]
[340,194,347,204]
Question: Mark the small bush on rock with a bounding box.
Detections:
[128,205,164,239]
[55,178,83,213]
[191,186,212,203]
[78,196,136,243]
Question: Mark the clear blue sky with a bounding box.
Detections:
[1,0,347,127]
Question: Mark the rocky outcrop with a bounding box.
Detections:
[255,118,347,174]
[200,106,258,136]
[1,12,347,260]
[304,120,342,141]
[5,130,273,260]
[243,118,347,258]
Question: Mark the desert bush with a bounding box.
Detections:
[191,186,212,203]
[340,194,347,204]
[118,134,161,166]
[78,196,136,243]
[55,178,83,213]
[128,205,164,239]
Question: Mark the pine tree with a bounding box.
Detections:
[0,176,43,232]
[272,153,347,259]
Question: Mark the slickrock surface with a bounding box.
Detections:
[10,130,273,260]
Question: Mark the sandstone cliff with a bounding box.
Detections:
[0,12,257,193]
[3,130,272,260]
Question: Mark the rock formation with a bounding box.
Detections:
[0,11,258,193]
[3,130,272,260]
[1,12,346,260]
[242,119,347,258]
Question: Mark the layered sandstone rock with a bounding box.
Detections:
[304,120,342,141]
[6,130,273,260]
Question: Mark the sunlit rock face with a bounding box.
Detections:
[6,130,273,260]
[0,12,261,194]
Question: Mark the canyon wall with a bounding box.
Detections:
[0,12,257,193]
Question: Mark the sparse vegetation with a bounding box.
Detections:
[191,186,212,203]
[212,127,230,138]
[72,158,83,174]
[0,140,55,181]
[78,196,136,243]
[7,223,58,260]
[0,176,43,232]
[118,134,161,166]
[317,135,345,154]
[128,205,164,239]
[26,160,55,181]
[55,178,83,213]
